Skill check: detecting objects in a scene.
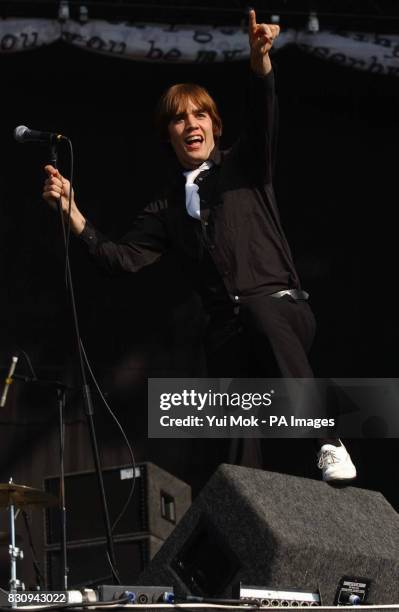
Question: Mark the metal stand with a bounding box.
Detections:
[1,480,57,596]
[12,375,70,589]
[8,479,24,608]
[57,387,68,590]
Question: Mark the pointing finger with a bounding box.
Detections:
[249,9,257,38]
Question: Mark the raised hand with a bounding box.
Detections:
[249,9,280,75]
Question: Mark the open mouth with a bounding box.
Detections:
[184,135,204,150]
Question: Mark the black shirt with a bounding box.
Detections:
[79,69,301,310]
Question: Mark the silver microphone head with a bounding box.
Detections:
[14,125,29,143]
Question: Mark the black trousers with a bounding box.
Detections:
[203,293,319,471]
[204,293,316,378]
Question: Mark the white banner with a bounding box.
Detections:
[1,18,399,77]
[0,18,60,52]
[290,29,399,78]
[61,20,250,63]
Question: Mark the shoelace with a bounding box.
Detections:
[317,449,340,469]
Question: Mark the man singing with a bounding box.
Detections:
[43,10,356,483]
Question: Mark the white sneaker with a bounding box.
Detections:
[317,442,357,483]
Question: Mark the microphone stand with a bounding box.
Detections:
[13,374,69,589]
[49,141,119,585]
[57,386,68,591]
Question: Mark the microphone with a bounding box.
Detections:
[14,125,66,144]
[0,356,19,408]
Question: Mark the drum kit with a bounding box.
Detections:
[0,479,57,603]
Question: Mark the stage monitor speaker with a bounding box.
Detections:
[46,534,163,589]
[44,462,191,545]
[139,464,399,605]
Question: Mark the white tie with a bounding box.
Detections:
[184,161,211,220]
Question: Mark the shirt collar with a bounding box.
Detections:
[164,145,222,190]
[182,160,213,180]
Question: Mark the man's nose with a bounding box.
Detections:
[186,113,198,129]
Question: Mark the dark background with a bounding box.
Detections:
[0,21,398,587]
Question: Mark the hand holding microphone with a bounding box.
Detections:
[14,124,71,211]
[42,165,73,212]
[13,124,86,236]
[42,165,86,236]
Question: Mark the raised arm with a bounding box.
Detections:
[240,10,280,184]
[42,165,169,274]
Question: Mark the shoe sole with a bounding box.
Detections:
[325,476,357,487]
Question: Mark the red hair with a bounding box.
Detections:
[156,83,222,142]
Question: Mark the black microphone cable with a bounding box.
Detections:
[46,136,137,586]
[64,138,74,286]
[59,137,136,554]
[79,339,136,536]
[18,347,38,380]
[22,510,46,589]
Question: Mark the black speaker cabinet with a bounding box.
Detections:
[139,464,399,605]
[46,534,163,589]
[44,462,191,545]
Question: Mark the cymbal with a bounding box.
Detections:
[0,484,58,509]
